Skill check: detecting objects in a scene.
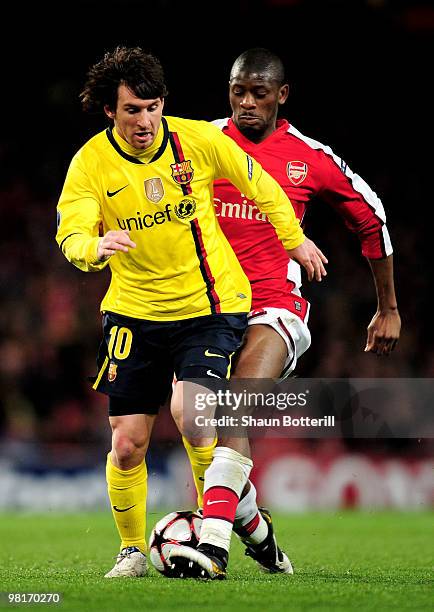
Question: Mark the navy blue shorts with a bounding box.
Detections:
[92,311,247,416]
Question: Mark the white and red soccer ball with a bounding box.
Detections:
[148,510,202,577]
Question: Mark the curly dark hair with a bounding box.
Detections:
[80,46,168,113]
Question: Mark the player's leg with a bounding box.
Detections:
[92,312,172,578]
[231,322,288,379]
[228,308,310,574]
[169,372,223,513]
[194,325,286,562]
[173,307,310,577]
[169,314,248,577]
[222,323,287,556]
[105,410,155,578]
[192,324,289,577]
[170,312,248,509]
[181,434,217,509]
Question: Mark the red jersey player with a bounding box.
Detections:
[171,48,401,580]
[214,57,400,379]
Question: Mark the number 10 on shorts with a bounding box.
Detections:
[108,326,132,360]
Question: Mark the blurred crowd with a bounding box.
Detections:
[1,0,433,469]
[0,165,432,470]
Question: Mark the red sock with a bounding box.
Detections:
[234,512,260,538]
[202,486,239,523]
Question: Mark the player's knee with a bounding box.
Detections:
[218,436,251,458]
[170,397,183,431]
[111,429,148,466]
[170,381,196,435]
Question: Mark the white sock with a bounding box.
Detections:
[234,481,269,545]
[199,446,253,552]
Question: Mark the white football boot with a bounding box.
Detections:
[104,546,147,578]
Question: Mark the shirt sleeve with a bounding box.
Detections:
[320,151,393,259]
[56,153,109,272]
[208,125,305,251]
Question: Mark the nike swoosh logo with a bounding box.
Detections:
[207,370,221,378]
[199,477,205,481]
[206,500,229,505]
[106,184,129,198]
[113,504,136,512]
[204,349,225,358]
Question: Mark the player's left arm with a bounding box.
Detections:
[365,255,401,355]
[320,154,400,354]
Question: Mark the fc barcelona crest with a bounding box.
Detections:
[144,177,164,203]
[170,160,194,185]
[287,161,308,185]
[108,361,117,383]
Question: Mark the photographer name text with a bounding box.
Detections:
[195,415,335,428]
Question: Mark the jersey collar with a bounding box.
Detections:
[106,117,169,165]
[227,117,290,147]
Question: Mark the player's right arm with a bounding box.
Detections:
[56,154,112,272]
[97,230,136,261]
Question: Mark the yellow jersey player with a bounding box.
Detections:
[56,46,327,578]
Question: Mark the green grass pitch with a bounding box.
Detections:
[0,511,432,611]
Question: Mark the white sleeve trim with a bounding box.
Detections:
[287,124,387,224]
[211,117,230,131]
[287,124,392,256]
[382,225,393,255]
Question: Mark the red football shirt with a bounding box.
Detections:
[213,118,392,310]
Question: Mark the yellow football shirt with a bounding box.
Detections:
[56,116,304,321]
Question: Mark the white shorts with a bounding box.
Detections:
[247,306,311,379]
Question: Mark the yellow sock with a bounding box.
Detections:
[182,436,217,508]
[106,453,147,553]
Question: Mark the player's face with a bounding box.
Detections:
[104,84,164,150]
[229,71,288,143]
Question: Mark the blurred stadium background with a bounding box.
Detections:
[0,0,433,515]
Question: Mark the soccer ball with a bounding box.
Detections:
[148,510,202,577]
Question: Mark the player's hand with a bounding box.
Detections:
[97,230,136,261]
[365,308,401,356]
[287,237,328,281]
